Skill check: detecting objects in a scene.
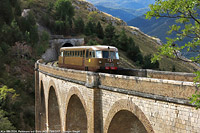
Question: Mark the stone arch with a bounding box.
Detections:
[104,99,154,133]
[62,42,73,47]
[39,80,46,131]
[47,80,62,131]
[65,87,88,132]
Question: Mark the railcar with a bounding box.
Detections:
[58,45,120,71]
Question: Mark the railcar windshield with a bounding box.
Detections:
[95,50,119,59]
[115,52,119,59]
[96,50,102,58]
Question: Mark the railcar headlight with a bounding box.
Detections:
[99,61,102,64]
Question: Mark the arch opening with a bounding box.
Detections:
[48,86,61,131]
[62,43,73,47]
[66,95,87,133]
[108,110,147,133]
[39,81,46,131]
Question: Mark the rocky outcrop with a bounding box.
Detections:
[21,9,30,17]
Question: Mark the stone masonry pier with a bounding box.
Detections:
[35,61,200,133]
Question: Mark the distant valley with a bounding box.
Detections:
[127,16,197,58]
[86,0,154,22]
[127,15,176,43]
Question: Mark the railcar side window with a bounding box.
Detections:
[102,51,109,58]
[96,51,102,58]
[80,51,82,57]
[91,51,95,58]
[116,52,119,59]
[64,51,68,57]
[86,50,89,58]
[83,50,85,57]
[89,51,92,57]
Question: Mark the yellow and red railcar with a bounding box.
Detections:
[58,45,119,71]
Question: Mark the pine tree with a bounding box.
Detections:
[0,0,14,24]
[55,0,75,22]
[74,17,85,34]
[84,21,96,36]
[96,21,104,39]
[127,37,143,64]
[103,23,116,46]
[142,54,159,69]
[118,29,128,50]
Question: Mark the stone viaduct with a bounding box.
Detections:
[35,60,200,133]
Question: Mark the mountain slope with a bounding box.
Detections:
[96,5,136,22]
[27,0,198,72]
[127,15,176,43]
[127,15,197,58]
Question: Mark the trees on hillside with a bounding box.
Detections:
[50,0,75,35]
[74,17,85,34]
[55,0,75,22]
[0,85,17,130]
[96,22,104,39]
[146,0,200,108]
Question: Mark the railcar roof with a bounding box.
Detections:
[60,45,118,51]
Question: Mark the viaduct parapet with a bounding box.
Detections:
[35,61,200,133]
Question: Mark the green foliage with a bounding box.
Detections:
[0,0,13,24]
[30,25,39,45]
[103,23,117,46]
[0,109,16,130]
[0,42,10,54]
[88,11,98,22]
[146,0,200,64]
[36,31,50,56]
[11,20,23,43]
[41,13,50,27]
[96,21,104,39]
[0,20,23,46]
[48,2,54,13]
[54,20,66,34]
[0,86,18,105]
[17,11,39,45]
[55,0,75,22]
[0,85,18,130]
[87,40,98,46]
[172,65,176,72]
[127,37,143,65]
[117,29,129,51]
[142,54,159,69]
[74,17,85,34]
[51,0,75,35]
[84,20,96,36]
[190,91,200,109]
[0,0,38,129]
